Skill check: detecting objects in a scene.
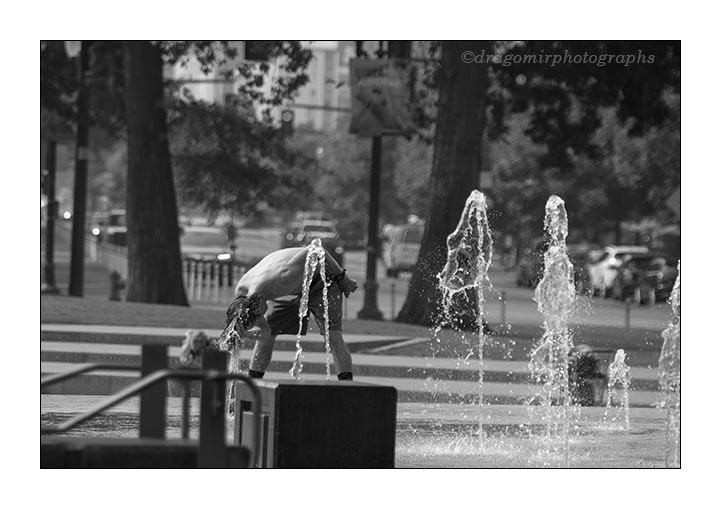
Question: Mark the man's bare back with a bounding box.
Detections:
[234,246,347,300]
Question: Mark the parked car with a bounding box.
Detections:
[610,253,660,302]
[638,256,679,305]
[567,242,601,293]
[335,219,366,251]
[180,225,237,285]
[587,245,649,297]
[282,219,345,266]
[90,209,127,246]
[292,210,334,224]
[382,222,424,277]
[180,225,234,262]
[516,237,547,288]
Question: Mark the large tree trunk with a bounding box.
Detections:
[123,41,188,305]
[396,41,491,326]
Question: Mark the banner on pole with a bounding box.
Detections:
[349,59,414,137]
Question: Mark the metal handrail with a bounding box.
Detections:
[40,368,263,468]
[41,362,140,388]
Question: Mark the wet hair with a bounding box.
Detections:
[226,293,265,331]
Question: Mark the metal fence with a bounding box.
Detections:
[182,260,247,302]
[87,236,247,303]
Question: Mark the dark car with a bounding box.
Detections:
[639,256,679,305]
[516,238,547,288]
[567,243,601,293]
[90,208,127,246]
[180,225,237,284]
[282,220,345,267]
[335,219,366,251]
[610,253,660,302]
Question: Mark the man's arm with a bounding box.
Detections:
[285,245,358,296]
[323,249,358,297]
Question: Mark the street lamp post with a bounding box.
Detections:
[41,139,60,294]
[357,134,384,320]
[67,41,91,297]
[356,41,385,321]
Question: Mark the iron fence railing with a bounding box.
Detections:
[41,364,263,468]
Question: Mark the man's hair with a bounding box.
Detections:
[226,293,264,331]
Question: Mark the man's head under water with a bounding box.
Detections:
[225,293,267,335]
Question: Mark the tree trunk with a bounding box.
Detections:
[396,41,491,326]
[123,41,189,305]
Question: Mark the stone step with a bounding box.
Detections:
[40,325,663,406]
[41,323,405,352]
[41,340,660,387]
[41,362,661,407]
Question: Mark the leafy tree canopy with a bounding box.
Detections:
[168,97,315,220]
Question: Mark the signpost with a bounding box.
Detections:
[350,48,414,320]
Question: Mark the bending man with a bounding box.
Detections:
[226,245,358,380]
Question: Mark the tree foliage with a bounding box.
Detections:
[168,98,315,220]
[396,40,680,326]
[489,41,680,167]
[41,40,314,305]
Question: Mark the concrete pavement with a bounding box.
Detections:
[41,323,662,406]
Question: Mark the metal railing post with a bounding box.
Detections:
[188,261,196,300]
[198,349,228,468]
[139,345,168,438]
[213,263,220,303]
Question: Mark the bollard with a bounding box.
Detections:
[390,282,396,319]
[109,270,125,301]
[624,298,632,331]
[500,290,507,327]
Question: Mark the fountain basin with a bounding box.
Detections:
[396,402,668,468]
[41,396,669,468]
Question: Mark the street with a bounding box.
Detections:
[43,222,673,335]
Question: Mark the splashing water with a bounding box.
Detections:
[437,190,493,445]
[603,349,631,430]
[658,260,680,468]
[290,238,333,379]
[215,318,248,417]
[528,195,576,467]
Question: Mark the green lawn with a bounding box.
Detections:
[40,294,433,337]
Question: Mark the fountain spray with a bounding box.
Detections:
[604,349,631,430]
[216,316,248,417]
[290,238,333,379]
[658,260,681,468]
[437,190,493,445]
[528,195,576,467]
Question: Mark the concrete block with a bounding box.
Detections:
[234,380,397,468]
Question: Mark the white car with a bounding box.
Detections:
[587,245,649,297]
[382,223,424,277]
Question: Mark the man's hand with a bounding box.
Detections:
[339,275,358,297]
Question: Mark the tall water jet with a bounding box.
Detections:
[528,195,576,466]
[217,314,248,416]
[603,349,631,430]
[658,260,680,468]
[290,238,333,379]
[437,190,493,445]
